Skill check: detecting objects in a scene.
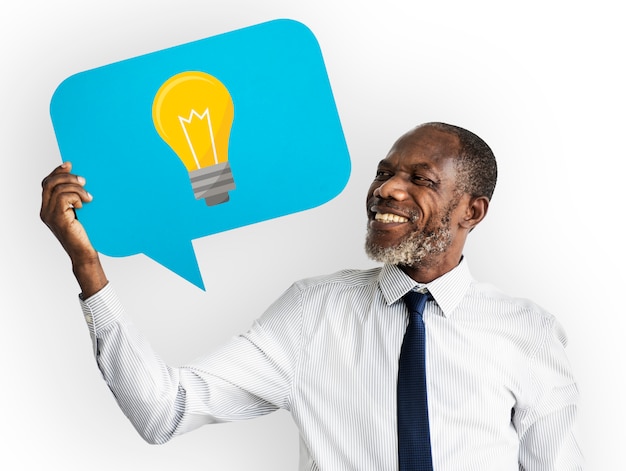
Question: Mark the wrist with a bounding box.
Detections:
[71,254,108,299]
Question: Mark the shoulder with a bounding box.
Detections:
[265,267,383,315]
[258,267,384,328]
[293,267,383,292]
[464,281,566,350]
[468,280,555,322]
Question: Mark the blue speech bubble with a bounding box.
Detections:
[50,19,351,290]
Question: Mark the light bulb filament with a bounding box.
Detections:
[178,108,219,169]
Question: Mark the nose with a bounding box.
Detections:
[373,175,409,201]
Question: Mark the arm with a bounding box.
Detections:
[40,163,299,442]
[79,282,300,443]
[514,318,584,470]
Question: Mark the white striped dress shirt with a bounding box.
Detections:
[80,259,582,470]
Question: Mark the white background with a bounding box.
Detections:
[1,0,622,469]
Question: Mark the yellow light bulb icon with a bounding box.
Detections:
[152,71,236,205]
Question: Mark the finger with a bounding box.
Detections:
[41,167,88,213]
[50,182,92,209]
[41,181,93,225]
[41,168,83,196]
[41,161,72,188]
[42,191,85,230]
[41,179,83,220]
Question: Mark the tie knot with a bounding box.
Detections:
[403,290,430,316]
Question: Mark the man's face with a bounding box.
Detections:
[365,126,465,268]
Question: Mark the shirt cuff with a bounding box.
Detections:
[79,282,124,338]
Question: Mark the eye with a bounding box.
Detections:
[374,170,392,181]
[412,174,435,187]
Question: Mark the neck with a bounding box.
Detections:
[399,253,462,283]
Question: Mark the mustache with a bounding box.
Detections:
[368,198,420,223]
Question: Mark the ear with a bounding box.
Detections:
[459,195,489,230]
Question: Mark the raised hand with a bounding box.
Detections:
[40,162,108,297]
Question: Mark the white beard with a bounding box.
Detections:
[364,213,453,268]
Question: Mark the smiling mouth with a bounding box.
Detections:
[374,212,409,223]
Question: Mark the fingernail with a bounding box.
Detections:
[87,192,93,200]
[77,176,86,185]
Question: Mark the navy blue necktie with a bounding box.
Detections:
[398,290,433,471]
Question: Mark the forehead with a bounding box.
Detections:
[381,126,460,169]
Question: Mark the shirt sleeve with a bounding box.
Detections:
[513,317,584,470]
[79,282,303,445]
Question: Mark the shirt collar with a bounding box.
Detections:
[378,258,473,318]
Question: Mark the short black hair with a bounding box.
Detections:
[421,122,498,200]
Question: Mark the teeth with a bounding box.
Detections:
[374,213,409,223]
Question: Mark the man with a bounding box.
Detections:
[40,122,582,470]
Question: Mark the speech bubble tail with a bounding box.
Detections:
[145,241,206,291]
